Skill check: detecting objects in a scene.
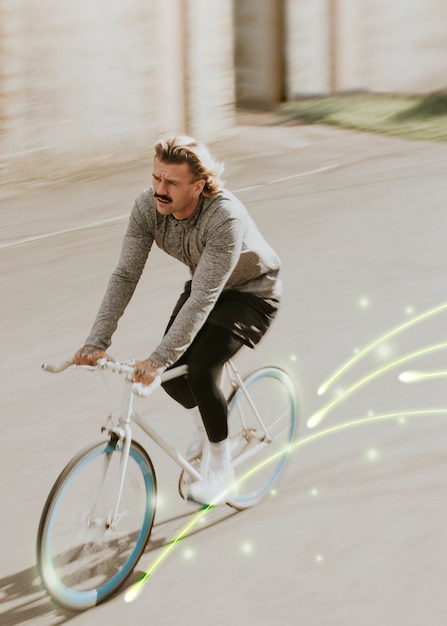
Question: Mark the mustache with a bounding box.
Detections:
[154,193,172,203]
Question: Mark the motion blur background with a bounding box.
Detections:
[2,3,447,624]
[1,0,446,184]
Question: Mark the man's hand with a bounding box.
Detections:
[133,358,165,386]
[74,344,115,366]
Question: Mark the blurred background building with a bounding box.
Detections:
[1,0,446,182]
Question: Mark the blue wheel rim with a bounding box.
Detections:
[42,444,154,608]
[228,368,297,506]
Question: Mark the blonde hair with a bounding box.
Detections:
[154,135,224,196]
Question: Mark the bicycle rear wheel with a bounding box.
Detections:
[226,367,297,509]
[37,439,156,611]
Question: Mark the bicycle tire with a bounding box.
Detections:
[36,439,156,611]
[226,367,297,510]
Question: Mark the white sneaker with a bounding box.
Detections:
[187,439,237,506]
[187,466,237,506]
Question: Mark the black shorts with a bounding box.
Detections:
[166,280,279,349]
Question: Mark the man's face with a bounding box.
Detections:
[152,157,205,221]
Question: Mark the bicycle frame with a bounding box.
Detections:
[110,360,275,522]
[42,357,277,527]
[38,355,297,610]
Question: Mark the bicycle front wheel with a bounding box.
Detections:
[226,367,297,509]
[37,439,156,611]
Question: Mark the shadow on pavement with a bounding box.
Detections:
[0,507,240,625]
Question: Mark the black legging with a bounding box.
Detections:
[162,323,244,443]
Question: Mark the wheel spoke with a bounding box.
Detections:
[37,441,156,610]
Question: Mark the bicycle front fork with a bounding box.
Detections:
[89,384,135,531]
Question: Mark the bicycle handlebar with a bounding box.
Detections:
[42,359,75,373]
[41,358,189,397]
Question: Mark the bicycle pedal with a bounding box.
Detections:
[178,457,201,500]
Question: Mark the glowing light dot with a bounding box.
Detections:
[183,548,195,561]
[367,410,374,417]
[290,354,297,362]
[398,417,407,425]
[405,306,414,315]
[156,494,167,509]
[376,344,391,359]
[310,488,319,497]
[315,554,324,564]
[366,448,379,461]
[353,347,360,354]
[335,387,345,398]
[241,542,254,555]
[358,297,370,309]
[270,489,278,497]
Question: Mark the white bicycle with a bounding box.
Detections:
[36,358,297,611]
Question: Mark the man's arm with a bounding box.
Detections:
[76,196,154,362]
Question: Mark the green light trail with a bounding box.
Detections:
[317,301,447,396]
[307,342,447,428]
[125,406,447,604]
[124,305,447,603]
[124,503,214,603]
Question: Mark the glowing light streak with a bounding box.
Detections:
[317,301,447,396]
[308,342,447,428]
[399,370,447,383]
[124,503,214,603]
[125,407,447,604]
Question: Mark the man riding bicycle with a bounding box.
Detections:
[74,135,281,506]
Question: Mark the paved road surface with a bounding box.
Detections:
[2,114,447,625]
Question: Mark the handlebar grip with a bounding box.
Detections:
[42,359,74,373]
